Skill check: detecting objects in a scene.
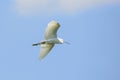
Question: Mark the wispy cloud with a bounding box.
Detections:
[14,0,120,15]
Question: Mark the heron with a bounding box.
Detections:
[32,20,69,60]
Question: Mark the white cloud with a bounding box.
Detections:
[14,0,120,15]
[15,0,48,15]
[59,0,120,13]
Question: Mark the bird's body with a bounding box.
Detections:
[41,38,64,44]
[33,20,67,60]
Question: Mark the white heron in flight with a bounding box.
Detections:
[32,20,69,60]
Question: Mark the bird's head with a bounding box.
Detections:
[58,38,64,44]
[58,38,70,44]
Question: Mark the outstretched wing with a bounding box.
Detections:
[39,43,54,60]
[44,21,60,40]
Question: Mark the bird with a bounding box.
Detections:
[32,20,69,60]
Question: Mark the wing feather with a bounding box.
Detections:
[39,43,54,60]
[44,21,60,40]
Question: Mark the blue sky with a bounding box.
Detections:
[0,0,120,80]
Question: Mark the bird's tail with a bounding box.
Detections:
[32,43,41,46]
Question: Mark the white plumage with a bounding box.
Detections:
[33,20,67,60]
